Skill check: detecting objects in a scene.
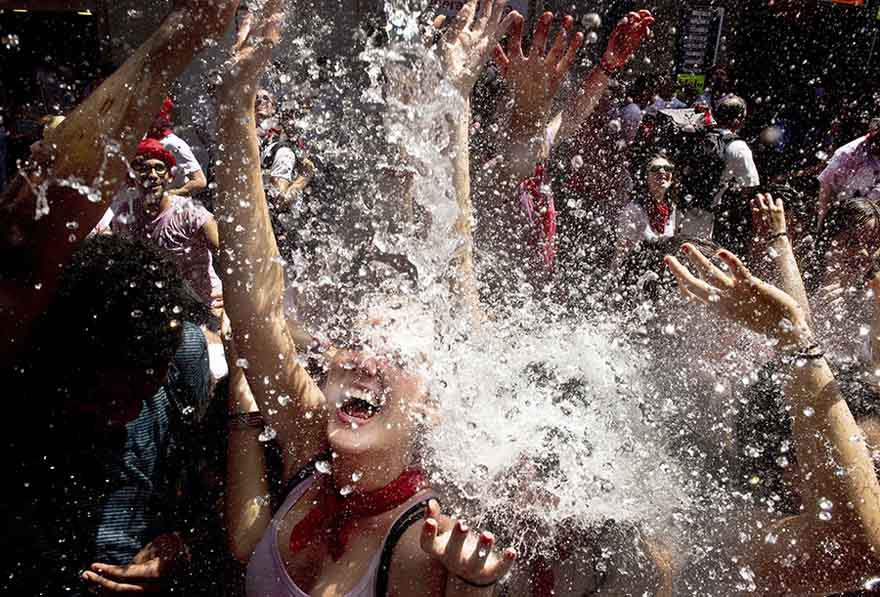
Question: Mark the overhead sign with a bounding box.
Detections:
[436,0,530,19]
[676,6,725,74]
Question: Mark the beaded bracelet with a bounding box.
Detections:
[767,231,788,242]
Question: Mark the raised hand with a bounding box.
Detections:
[751,192,787,240]
[421,499,516,590]
[439,0,520,95]
[600,10,654,73]
[665,244,811,347]
[216,0,284,102]
[494,12,583,127]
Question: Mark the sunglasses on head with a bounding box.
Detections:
[649,164,674,173]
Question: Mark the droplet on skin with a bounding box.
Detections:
[236,358,250,369]
[339,485,354,496]
[258,426,277,442]
[803,406,815,417]
[315,460,331,474]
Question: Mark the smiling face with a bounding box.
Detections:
[132,157,172,205]
[646,157,674,199]
[322,347,429,460]
[255,88,276,121]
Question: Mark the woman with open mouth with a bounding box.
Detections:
[215,2,519,596]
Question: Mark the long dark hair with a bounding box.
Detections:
[632,153,679,211]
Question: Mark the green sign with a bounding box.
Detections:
[677,73,707,95]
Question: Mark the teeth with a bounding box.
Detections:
[344,388,382,407]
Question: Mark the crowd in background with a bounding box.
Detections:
[3,1,880,596]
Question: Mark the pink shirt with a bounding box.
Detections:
[819,135,880,201]
[111,193,222,307]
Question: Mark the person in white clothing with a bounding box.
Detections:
[615,154,681,264]
[147,97,207,197]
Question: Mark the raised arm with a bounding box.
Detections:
[1,0,237,366]
[436,0,518,317]
[666,246,880,594]
[490,10,652,190]
[750,192,813,324]
[214,0,326,481]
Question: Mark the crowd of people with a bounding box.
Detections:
[3,0,880,595]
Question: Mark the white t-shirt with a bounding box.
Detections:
[818,135,880,202]
[267,145,297,182]
[616,200,680,246]
[160,133,203,190]
[717,134,760,204]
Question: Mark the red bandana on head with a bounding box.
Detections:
[136,138,176,170]
[289,468,428,561]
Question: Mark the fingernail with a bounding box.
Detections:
[504,548,517,560]
[682,244,691,253]
[480,532,494,544]
[457,520,469,532]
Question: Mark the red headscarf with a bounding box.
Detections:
[148,97,174,139]
[136,138,176,170]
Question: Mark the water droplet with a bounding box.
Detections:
[585,31,599,44]
[864,577,880,591]
[803,406,815,417]
[131,309,143,318]
[339,485,354,496]
[351,471,363,482]
[65,221,79,230]
[818,510,832,521]
[819,497,833,511]
[714,383,726,394]
[860,325,870,337]
[258,426,277,442]
[315,460,331,474]
[236,358,250,369]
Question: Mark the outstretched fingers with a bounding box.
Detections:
[664,254,714,303]
[716,249,753,284]
[683,243,732,289]
[449,0,477,39]
[546,15,573,66]
[530,12,554,58]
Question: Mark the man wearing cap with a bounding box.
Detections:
[110,139,222,313]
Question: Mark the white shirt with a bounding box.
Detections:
[616,201,680,246]
[160,133,203,190]
[714,132,760,207]
[818,135,880,202]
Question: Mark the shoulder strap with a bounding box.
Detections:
[374,498,435,596]
[276,452,329,514]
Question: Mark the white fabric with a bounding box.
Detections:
[818,135,880,202]
[160,133,203,190]
[616,201,679,245]
[268,146,297,182]
[713,132,760,208]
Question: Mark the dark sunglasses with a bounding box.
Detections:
[133,161,168,175]
[649,164,675,174]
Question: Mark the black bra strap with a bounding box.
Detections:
[276,452,330,514]
[374,498,435,596]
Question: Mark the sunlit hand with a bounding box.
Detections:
[600,10,654,73]
[665,243,811,347]
[421,499,516,589]
[751,192,787,240]
[439,0,520,96]
[494,12,583,128]
[83,532,190,593]
[216,0,284,103]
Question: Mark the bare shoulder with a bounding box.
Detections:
[386,521,446,597]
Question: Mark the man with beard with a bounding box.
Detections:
[110,138,222,313]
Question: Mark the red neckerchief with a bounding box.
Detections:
[646,200,671,235]
[518,164,557,270]
[289,468,427,561]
